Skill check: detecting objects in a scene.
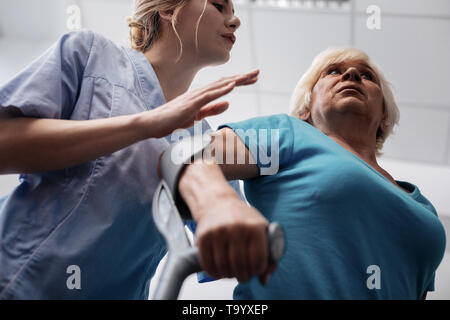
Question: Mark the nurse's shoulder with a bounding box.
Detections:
[54,30,133,88]
[55,29,96,65]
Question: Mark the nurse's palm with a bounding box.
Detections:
[152,70,259,138]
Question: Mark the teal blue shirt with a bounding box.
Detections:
[219,114,446,299]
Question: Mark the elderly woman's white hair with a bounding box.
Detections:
[289,47,400,157]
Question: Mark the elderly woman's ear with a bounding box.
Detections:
[299,107,312,123]
[379,104,389,132]
[380,117,388,132]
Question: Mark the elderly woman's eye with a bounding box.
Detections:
[361,72,374,81]
[327,68,341,75]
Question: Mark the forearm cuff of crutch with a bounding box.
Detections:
[159,134,213,220]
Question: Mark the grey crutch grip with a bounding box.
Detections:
[153,222,285,300]
[153,247,200,300]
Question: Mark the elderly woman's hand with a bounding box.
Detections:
[194,193,270,283]
[178,160,273,284]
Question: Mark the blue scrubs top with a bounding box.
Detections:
[219,114,446,299]
[0,30,241,299]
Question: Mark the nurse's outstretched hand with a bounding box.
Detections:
[146,69,259,138]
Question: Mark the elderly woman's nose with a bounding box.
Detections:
[342,67,361,82]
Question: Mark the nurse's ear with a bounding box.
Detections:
[158,9,175,23]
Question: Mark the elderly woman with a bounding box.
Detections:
[175,47,447,299]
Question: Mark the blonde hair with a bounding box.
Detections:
[289,47,400,157]
[127,0,208,60]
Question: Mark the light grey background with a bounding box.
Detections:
[0,0,449,299]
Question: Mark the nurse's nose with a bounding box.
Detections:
[227,14,240,31]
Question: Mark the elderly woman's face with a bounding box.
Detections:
[303,59,385,134]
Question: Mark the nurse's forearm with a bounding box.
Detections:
[0,111,158,174]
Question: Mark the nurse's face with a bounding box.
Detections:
[177,0,240,66]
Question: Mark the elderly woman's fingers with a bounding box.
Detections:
[194,196,269,282]
[248,227,269,277]
[197,232,218,278]
[212,235,233,278]
[258,262,277,285]
[229,226,251,282]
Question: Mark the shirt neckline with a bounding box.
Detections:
[123,47,166,110]
[297,118,420,199]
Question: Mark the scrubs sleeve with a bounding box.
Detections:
[0,30,95,119]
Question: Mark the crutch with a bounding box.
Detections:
[151,180,285,300]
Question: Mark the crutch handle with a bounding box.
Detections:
[152,222,285,300]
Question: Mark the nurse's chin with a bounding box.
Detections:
[208,52,231,67]
[196,48,231,67]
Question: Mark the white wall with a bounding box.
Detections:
[0,0,449,299]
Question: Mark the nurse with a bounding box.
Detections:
[0,0,270,299]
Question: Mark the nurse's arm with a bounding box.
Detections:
[0,71,258,175]
[0,110,152,174]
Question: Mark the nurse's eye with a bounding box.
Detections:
[213,3,224,12]
[327,68,341,75]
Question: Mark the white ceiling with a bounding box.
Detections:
[0,0,450,216]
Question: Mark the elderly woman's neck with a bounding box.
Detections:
[325,130,379,166]
[309,115,380,166]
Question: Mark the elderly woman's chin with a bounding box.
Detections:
[334,96,368,113]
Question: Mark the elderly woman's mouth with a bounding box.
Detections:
[337,85,364,95]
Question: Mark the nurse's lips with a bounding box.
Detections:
[221,33,236,46]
